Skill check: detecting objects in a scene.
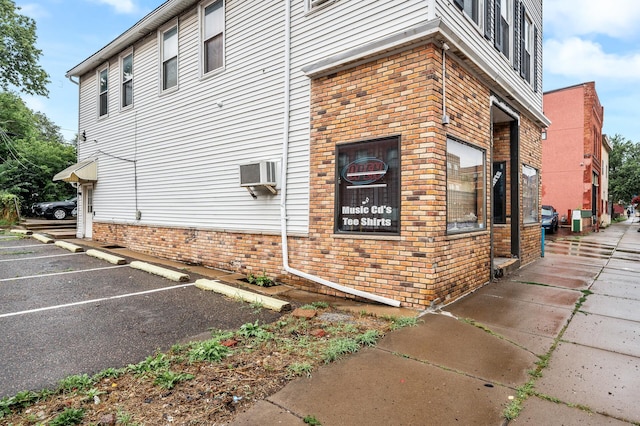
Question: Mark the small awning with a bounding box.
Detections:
[53,159,97,183]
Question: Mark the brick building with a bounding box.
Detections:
[542,82,605,227]
[60,0,549,309]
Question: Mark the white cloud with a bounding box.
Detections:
[545,0,640,39]
[92,0,138,14]
[544,37,640,81]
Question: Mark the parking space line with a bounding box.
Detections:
[0,283,195,318]
[0,265,129,282]
[0,244,55,249]
[0,252,85,262]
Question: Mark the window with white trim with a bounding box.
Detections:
[161,24,178,91]
[495,0,511,59]
[447,138,486,233]
[121,52,133,108]
[98,67,108,117]
[522,12,533,83]
[522,164,538,224]
[454,0,480,25]
[202,0,224,74]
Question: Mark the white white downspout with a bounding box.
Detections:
[279,0,400,307]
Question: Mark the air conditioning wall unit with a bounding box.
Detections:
[239,160,277,188]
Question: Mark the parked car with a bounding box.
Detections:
[32,197,77,220]
[541,205,559,234]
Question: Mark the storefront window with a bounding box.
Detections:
[447,138,486,233]
[522,164,539,223]
[336,136,400,234]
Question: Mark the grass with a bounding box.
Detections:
[0,306,394,424]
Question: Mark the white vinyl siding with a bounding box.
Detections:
[76,0,543,236]
[437,0,543,112]
[78,1,291,233]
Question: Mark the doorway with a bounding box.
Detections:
[82,184,94,238]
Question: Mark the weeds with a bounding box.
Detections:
[386,315,420,330]
[154,370,195,389]
[58,374,94,394]
[246,271,275,287]
[237,320,274,342]
[322,337,361,363]
[356,329,381,346]
[304,414,322,425]
[287,362,313,378]
[49,407,84,426]
[188,339,230,363]
[127,353,170,377]
[116,408,141,426]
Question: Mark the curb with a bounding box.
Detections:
[130,261,190,282]
[55,241,84,253]
[32,233,54,244]
[9,229,32,235]
[86,249,127,265]
[195,279,291,312]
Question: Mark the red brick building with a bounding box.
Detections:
[542,82,605,226]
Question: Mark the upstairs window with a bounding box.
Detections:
[98,67,108,117]
[202,0,224,74]
[161,25,178,91]
[121,53,133,108]
[454,0,480,25]
[520,7,533,83]
[495,0,511,58]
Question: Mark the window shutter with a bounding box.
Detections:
[454,0,464,10]
[484,0,493,40]
[513,0,520,71]
[519,2,526,77]
[494,0,502,51]
[534,26,539,92]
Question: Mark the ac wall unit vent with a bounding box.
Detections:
[311,0,331,8]
[239,161,277,196]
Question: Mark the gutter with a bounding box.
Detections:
[279,0,400,308]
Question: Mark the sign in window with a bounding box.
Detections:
[336,136,400,234]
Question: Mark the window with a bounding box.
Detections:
[493,161,507,224]
[495,0,511,58]
[454,0,479,25]
[98,67,108,117]
[520,8,533,83]
[522,164,538,224]
[336,137,400,235]
[202,0,224,74]
[121,53,133,108]
[447,138,486,233]
[161,25,178,91]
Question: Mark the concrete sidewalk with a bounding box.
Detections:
[232,220,640,425]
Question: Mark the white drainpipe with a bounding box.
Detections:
[279,0,400,308]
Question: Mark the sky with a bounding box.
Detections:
[15,0,640,143]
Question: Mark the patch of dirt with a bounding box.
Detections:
[2,307,396,425]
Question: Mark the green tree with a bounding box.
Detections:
[0,0,49,95]
[608,134,640,205]
[0,92,75,214]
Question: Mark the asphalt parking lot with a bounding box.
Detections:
[0,233,281,398]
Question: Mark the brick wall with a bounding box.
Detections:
[93,43,542,309]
